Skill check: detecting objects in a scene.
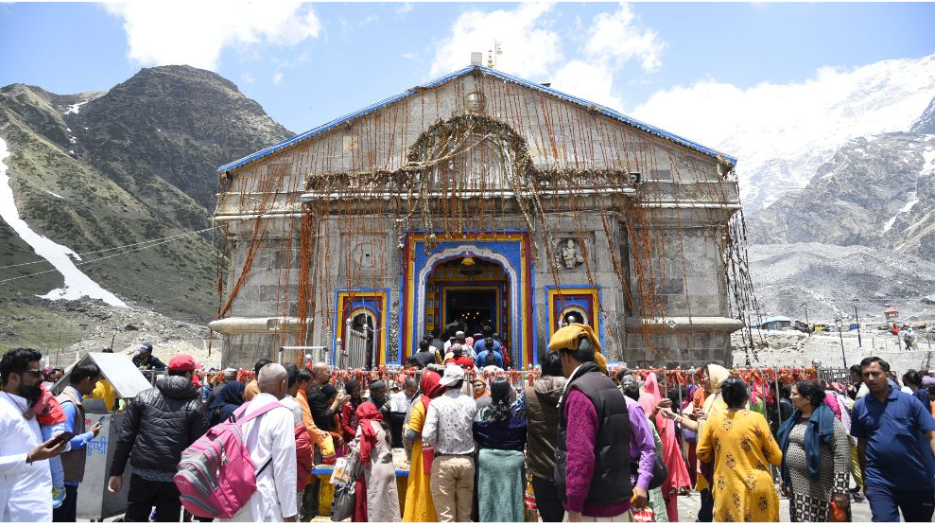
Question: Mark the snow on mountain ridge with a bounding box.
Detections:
[633,54,935,210]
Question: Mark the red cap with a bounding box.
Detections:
[168,354,199,372]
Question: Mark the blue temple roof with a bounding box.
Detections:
[218,65,737,174]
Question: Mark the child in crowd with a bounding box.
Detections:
[28,384,69,508]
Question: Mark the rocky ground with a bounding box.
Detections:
[733,328,935,374]
[2,296,221,369]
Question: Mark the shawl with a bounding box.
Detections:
[701,364,729,415]
[777,402,835,484]
[640,372,692,491]
[356,402,384,464]
[420,369,445,411]
[208,381,245,425]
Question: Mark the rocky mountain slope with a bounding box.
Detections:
[0,66,292,352]
[745,98,935,321]
[746,243,935,322]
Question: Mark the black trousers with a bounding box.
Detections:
[697,488,714,522]
[52,484,78,522]
[124,474,182,522]
[532,475,565,523]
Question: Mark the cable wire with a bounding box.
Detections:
[0,226,220,271]
[0,226,220,285]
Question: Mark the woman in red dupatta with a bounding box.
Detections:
[354,402,400,522]
[640,372,692,521]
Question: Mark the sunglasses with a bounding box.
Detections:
[22,369,42,378]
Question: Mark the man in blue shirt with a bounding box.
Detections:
[52,362,103,522]
[475,336,504,368]
[851,356,935,522]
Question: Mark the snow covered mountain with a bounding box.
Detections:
[745,96,935,320]
[749,99,935,258]
[634,53,935,211]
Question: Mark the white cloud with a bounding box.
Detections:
[430,3,562,79]
[272,72,283,85]
[396,3,414,15]
[402,52,416,60]
[583,4,665,73]
[429,3,665,112]
[360,14,379,27]
[551,60,623,110]
[104,2,321,71]
[549,3,664,111]
[632,54,935,209]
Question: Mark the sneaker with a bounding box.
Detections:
[52,486,66,509]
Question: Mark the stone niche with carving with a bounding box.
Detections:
[554,237,588,270]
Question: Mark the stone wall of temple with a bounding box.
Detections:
[212,69,742,370]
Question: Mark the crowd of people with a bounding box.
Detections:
[3,323,935,522]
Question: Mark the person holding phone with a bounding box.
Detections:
[53,362,103,522]
[1,348,70,522]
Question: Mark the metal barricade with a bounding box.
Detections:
[345,326,369,369]
[816,367,850,384]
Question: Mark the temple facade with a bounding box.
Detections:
[210,66,745,370]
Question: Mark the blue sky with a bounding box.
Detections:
[1,2,933,135]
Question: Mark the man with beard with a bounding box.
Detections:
[1,348,69,522]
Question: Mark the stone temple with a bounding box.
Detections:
[209,65,746,371]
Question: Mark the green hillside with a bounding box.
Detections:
[0,66,292,352]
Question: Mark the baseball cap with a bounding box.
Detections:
[439,364,465,386]
[139,342,153,353]
[168,354,199,372]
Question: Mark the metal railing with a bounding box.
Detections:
[345,325,370,370]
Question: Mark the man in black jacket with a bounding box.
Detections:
[132,342,167,370]
[307,362,348,432]
[108,354,207,522]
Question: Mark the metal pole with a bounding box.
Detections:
[838,329,847,368]
[804,303,811,337]
[854,303,862,347]
[774,372,784,428]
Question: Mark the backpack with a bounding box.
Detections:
[174,401,288,519]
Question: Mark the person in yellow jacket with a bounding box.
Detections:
[90,378,116,411]
[89,349,116,410]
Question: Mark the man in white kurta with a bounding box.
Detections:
[0,389,53,521]
[223,363,298,522]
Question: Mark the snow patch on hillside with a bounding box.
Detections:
[0,136,127,307]
[64,101,88,115]
[922,149,935,177]
[883,192,919,233]
[43,188,64,199]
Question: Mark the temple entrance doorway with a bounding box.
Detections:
[426,256,510,349]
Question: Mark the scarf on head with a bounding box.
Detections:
[640,372,693,492]
[473,380,488,399]
[356,402,384,464]
[701,364,730,414]
[776,402,835,485]
[420,369,445,411]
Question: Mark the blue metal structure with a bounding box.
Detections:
[217,65,737,174]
